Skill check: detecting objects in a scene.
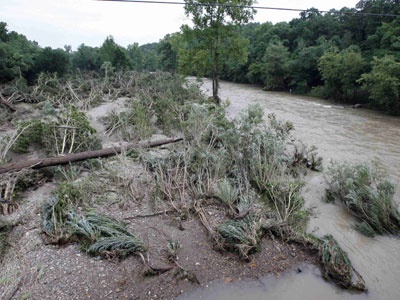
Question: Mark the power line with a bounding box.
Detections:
[96,0,400,18]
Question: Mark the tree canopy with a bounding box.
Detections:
[1,0,400,113]
[182,0,255,103]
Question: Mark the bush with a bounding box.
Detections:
[326,161,400,236]
[13,106,101,155]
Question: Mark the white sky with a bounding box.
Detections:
[0,0,360,50]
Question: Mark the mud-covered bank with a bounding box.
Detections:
[1,72,329,300]
[192,79,400,300]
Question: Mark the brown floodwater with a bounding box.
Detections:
[181,79,400,300]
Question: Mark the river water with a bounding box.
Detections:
[181,79,400,300]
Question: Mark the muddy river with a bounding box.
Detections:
[181,79,400,300]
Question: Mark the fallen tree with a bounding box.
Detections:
[0,137,183,175]
[0,93,16,112]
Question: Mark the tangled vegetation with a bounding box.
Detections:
[42,193,145,258]
[319,235,365,290]
[0,70,367,293]
[326,161,400,237]
[139,86,365,290]
[12,106,101,156]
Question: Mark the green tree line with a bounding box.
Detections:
[1,0,399,114]
[0,24,160,84]
[169,0,400,114]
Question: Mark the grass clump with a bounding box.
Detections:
[217,213,265,259]
[87,235,145,257]
[262,178,308,227]
[41,196,73,243]
[71,212,146,258]
[326,161,400,237]
[41,192,145,258]
[41,180,84,242]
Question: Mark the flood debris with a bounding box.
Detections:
[42,197,146,258]
[270,226,366,292]
[0,71,372,297]
[319,235,366,291]
[0,169,49,215]
[217,213,265,259]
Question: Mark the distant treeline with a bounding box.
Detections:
[1,0,399,114]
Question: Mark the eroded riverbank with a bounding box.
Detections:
[190,79,400,300]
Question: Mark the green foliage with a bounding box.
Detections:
[41,182,83,242]
[157,35,178,73]
[98,36,131,71]
[32,47,70,78]
[182,0,255,100]
[318,46,366,101]
[12,106,101,155]
[11,119,44,153]
[148,101,319,250]
[87,235,145,257]
[358,55,400,114]
[127,42,144,71]
[102,72,204,140]
[217,213,264,259]
[326,161,400,236]
[42,193,146,258]
[55,181,83,205]
[262,179,307,226]
[262,41,290,90]
[70,212,146,257]
[215,178,238,207]
[72,44,101,72]
[0,23,40,82]
[319,234,365,291]
[41,196,73,241]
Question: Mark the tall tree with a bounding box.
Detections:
[158,34,178,73]
[319,46,366,101]
[33,47,70,77]
[183,0,255,103]
[72,44,101,71]
[99,36,131,70]
[262,40,290,91]
[0,22,41,82]
[358,55,400,113]
[127,43,144,71]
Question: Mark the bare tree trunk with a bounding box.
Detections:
[0,137,183,175]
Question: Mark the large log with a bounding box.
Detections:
[0,137,183,175]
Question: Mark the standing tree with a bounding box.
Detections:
[358,55,400,114]
[262,40,291,91]
[183,0,255,104]
[319,46,366,101]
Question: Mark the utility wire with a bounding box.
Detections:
[96,0,400,18]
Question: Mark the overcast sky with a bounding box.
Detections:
[0,0,360,50]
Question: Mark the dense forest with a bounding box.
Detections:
[1,0,400,113]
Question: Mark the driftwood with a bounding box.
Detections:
[0,93,16,112]
[0,137,183,175]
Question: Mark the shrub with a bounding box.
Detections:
[13,106,101,155]
[326,161,400,236]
